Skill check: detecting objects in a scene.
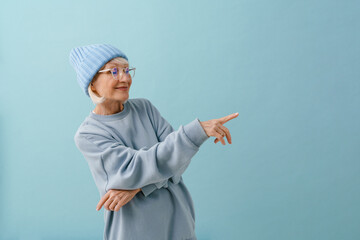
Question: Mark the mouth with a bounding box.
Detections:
[115,87,128,91]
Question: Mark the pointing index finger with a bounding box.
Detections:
[219,112,239,124]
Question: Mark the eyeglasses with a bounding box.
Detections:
[98,66,136,80]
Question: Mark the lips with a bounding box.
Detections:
[115,87,128,91]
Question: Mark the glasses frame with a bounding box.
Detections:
[98,66,136,80]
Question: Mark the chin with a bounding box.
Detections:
[114,95,129,102]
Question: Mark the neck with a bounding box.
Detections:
[94,101,124,115]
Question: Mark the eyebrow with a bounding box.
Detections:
[106,63,129,68]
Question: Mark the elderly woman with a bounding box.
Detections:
[70,43,238,240]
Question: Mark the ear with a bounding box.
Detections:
[90,83,96,92]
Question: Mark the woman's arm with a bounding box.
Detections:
[74,117,209,197]
[140,180,169,197]
[146,99,194,184]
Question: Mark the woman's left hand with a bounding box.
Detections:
[96,188,141,211]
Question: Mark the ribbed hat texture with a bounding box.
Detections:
[69,43,128,97]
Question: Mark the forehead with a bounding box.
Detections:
[105,62,129,68]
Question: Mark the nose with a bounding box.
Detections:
[118,72,131,81]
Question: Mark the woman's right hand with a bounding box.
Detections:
[96,188,141,211]
[199,112,239,145]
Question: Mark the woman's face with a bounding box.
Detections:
[91,61,132,103]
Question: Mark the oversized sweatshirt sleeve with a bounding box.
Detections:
[145,99,210,184]
[140,99,184,196]
[74,117,209,197]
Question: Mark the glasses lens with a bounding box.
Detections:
[129,67,135,78]
[111,67,119,80]
[123,67,135,78]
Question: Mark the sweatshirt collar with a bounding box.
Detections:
[89,100,130,121]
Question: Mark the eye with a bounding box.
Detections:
[111,68,118,75]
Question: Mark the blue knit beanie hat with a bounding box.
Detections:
[69,43,128,97]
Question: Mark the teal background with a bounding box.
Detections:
[0,0,359,239]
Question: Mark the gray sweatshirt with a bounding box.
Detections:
[74,98,209,240]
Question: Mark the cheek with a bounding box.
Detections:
[109,81,118,89]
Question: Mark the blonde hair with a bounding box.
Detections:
[88,57,129,105]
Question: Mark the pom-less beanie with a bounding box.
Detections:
[69,43,128,97]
